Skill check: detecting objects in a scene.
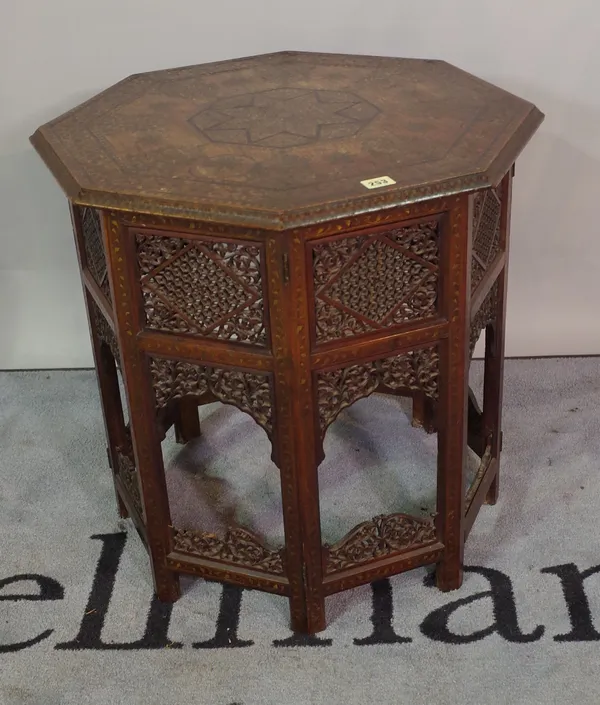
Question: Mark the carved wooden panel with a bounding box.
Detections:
[316,345,439,436]
[324,513,437,573]
[81,207,111,301]
[89,299,120,364]
[136,233,267,346]
[115,429,143,518]
[149,357,273,438]
[311,219,440,344]
[172,526,284,575]
[469,282,498,358]
[471,187,502,292]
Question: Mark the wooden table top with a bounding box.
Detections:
[31,51,543,230]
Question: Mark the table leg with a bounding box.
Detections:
[484,170,512,505]
[104,213,180,603]
[86,296,128,519]
[272,365,326,634]
[435,195,469,591]
[412,392,436,433]
[174,397,201,445]
[127,362,181,602]
[483,266,507,505]
[436,341,468,590]
[269,234,326,634]
[467,387,485,458]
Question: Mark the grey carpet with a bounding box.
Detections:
[1,358,600,705]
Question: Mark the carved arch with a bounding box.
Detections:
[149,357,284,576]
[315,345,439,440]
[149,357,274,443]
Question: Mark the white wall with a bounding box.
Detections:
[1,0,599,368]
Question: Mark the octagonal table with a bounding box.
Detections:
[31,51,543,633]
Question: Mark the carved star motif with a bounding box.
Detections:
[215,91,357,143]
[190,88,379,147]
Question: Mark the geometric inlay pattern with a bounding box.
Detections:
[190,88,380,149]
[316,345,439,437]
[471,186,502,292]
[81,206,111,302]
[312,219,440,344]
[172,526,284,575]
[149,357,273,439]
[136,234,266,346]
[324,513,437,573]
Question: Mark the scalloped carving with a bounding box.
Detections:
[89,299,120,364]
[316,346,439,436]
[470,282,498,358]
[172,526,284,575]
[324,513,437,573]
[149,357,273,437]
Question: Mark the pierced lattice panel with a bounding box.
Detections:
[471,187,502,292]
[81,207,111,302]
[312,219,440,344]
[136,234,267,346]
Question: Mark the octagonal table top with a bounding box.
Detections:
[31,51,543,230]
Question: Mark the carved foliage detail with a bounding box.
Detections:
[316,346,439,435]
[172,527,284,575]
[115,430,143,518]
[81,207,111,301]
[89,299,120,364]
[470,282,498,358]
[136,233,266,345]
[150,357,273,437]
[324,513,437,573]
[471,187,502,292]
[312,220,440,343]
